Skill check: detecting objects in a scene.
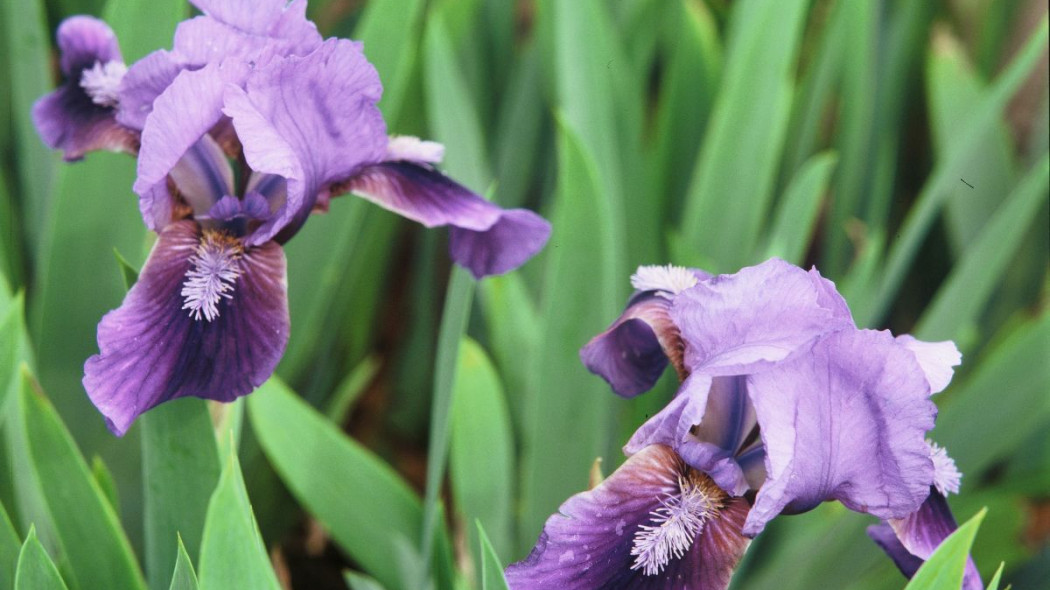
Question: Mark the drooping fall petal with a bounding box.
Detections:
[83,220,288,435]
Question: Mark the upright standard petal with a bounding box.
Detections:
[134,64,244,230]
[222,38,386,245]
[743,329,937,536]
[337,161,551,277]
[32,16,137,160]
[505,445,750,590]
[117,50,182,130]
[83,220,288,436]
[189,0,319,48]
[867,491,983,590]
[671,259,853,377]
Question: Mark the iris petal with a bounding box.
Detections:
[342,162,551,277]
[449,209,552,278]
[168,134,235,216]
[505,445,750,590]
[135,64,247,230]
[222,38,386,245]
[867,523,924,579]
[625,377,710,456]
[189,0,319,47]
[671,258,853,377]
[895,335,962,394]
[743,329,937,536]
[580,293,676,397]
[117,50,182,130]
[83,220,288,436]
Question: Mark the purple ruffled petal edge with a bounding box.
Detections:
[743,329,937,536]
[671,258,853,377]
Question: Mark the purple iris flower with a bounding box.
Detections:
[35,0,551,436]
[509,259,961,587]
[504,445,751,589]
[868,442,983,589]
[32,16,138,160]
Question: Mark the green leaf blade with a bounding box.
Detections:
[450,339,514,558]
[11,369,148,583]
[916,155,1049,342]
[197,452,280,590]
[1,0,57,256]
[14,528,68,590]
[12,369,147,590]
[167,536,199,590]
[764,152,838,265]
[936,310,1050,475]
[247,379,423,590]
[862,17,1048,326]
[477,521,510,590]
[0,503,21,590]
[678,0,809,270]
[518,119,620,551]
[141,399,221,590]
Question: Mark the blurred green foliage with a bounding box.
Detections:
[1,0,1047,588]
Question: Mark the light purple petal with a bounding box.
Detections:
[743,329,937,536]
[341,161,551,276]
[117,50,182,130]
[189,0,320,48]
[242,192,271,219]
[691,376,757,456]
[386,135,444,164]
[625,375,711,456]
[671,258,853,377]
[869,490,982,590]
[134,64,247,230]
[896,335,961,394]
[579,294,675,398]
[807,266,854,322]
[505,445,750,590]
[190,0,284,33]
[172,14,319,69]
[222,38,386,245]
[83,220,288,436]
[172,17,265,66]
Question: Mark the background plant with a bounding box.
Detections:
[0,0,1046,589]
